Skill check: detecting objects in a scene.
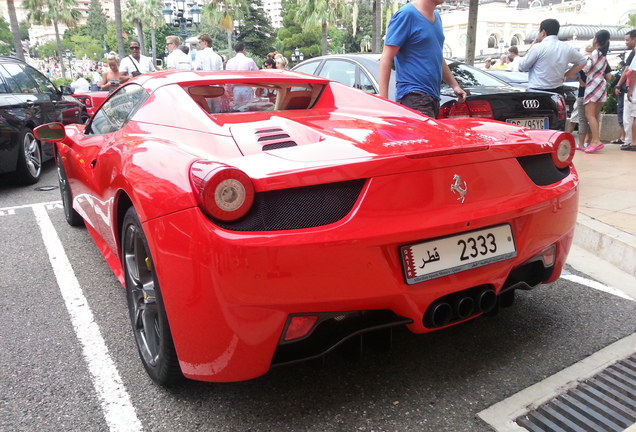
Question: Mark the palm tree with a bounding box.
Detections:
[23,0,81,78]
[297,0,348,55]
[7,0,24,61]
[203,0,250,57]
[114,0,125,59]
[124,0,145,53]
[140,0,164,64]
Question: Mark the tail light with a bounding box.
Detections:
[83,98,92,107]
[190,161,254,221]
[553,94,566,120]
[438,100,494,119]
[283,315,319,341]
[525,130,575,169]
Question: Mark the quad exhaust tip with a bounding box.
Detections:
[424,288,498,328]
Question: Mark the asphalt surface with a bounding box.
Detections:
[1,161,636,432]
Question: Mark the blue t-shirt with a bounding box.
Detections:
[385,4,444,101]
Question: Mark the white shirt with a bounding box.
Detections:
[225,52,258,71]
[167,49,193,70]
[506,56,520,72]
[70,77,90,93]
[629,60,636,98]
[518,35,586,89]
[120,55,155,75]
[194,47,223,71]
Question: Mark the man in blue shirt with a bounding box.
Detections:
[518,19,586,95]
[379,0,466,118]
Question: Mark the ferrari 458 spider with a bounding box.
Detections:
[35,70,579,385]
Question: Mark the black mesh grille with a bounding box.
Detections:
[213,179,366,231]
[262,141,297,150]
[258,134,290,141]
[516,154,570,186]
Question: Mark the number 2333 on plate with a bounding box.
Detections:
[401,224,517,285]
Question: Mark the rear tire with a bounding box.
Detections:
[15,128,41,185]
[56,152,83,226]
[121,207,183,385]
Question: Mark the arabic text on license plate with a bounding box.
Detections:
[506,117,548,129]
[401,225,517,285]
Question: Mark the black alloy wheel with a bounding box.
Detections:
[122,207,182,385]
[56,152,83,226]
[15,128,42,185]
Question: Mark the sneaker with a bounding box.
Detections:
[611,139,625,144]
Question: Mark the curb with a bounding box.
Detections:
[573,213,636,278]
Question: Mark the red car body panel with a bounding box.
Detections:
[51,70,578,382]
[71,91,109,117]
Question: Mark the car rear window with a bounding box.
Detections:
[443,62,508,88]
[185,82,324,114]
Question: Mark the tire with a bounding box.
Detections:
[122,207,183,385]
[14,128,42,185]
[56,152,83,226]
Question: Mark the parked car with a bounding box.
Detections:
[292,54,566,130]
[0,56,82,184]
[485,69,578,117]
[69,90,109,123]
[35,70,578,385]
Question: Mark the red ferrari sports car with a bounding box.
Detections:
[35,70,579,385]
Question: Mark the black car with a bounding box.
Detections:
[292,54,566,130]
[485,69,578,117]
[0,56,82,184]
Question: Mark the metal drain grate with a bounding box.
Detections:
[516,355,636,431]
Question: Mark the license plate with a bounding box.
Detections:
[506,117,548,129]
[400,225,517,284]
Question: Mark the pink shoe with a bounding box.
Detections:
[584,143,604,153]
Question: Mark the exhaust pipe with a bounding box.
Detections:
[424,302,452,328]
[455,297,474,320]
[477,289,497,313]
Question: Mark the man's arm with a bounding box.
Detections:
[441,61,466,103]
[565,63,585,81]
[379,45,399,100]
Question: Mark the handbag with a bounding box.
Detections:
[129,56,142,77]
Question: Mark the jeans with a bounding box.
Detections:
[617,90,625,128]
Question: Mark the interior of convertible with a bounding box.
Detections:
[185,82,324,114]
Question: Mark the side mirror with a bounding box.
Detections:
[34,122,67,142]
[60,85,74,96]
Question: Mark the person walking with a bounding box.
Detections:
[194,33,223,72]
[617,30,636,151]
[378,0,466,118]
[519,18,586,96]
[582,30,612,153]
[165,36,193,70]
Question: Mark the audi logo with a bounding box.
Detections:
[522,99,540,109]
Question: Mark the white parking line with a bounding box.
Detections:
[32,204,142,432]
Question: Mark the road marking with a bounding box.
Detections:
[561,270,635,301]
[32,204,142,432]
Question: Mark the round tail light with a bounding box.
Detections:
[190,162,254,221]
[550,132,575,169]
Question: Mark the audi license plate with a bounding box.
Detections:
[400,225,517,284]
[506,117,548,129]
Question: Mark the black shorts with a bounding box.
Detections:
[397,91,440,118]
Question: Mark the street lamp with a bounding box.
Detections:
[65,49,73,79]
[163,2,201,39]
[499,38,504,55]
[291,47,304,63]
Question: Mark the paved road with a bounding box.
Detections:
[2,162,635,432]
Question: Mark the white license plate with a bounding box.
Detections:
[401,225,517,284]
[506,117,549,129]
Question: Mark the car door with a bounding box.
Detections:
[0,64,28,174]
[22,63,81,126]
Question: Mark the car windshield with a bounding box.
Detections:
[442,62,508,89]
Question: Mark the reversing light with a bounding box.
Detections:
[190,161,254,221]
[540,244,556,267]
[284,315,319,341]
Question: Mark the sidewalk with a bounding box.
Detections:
[568,139,636,286]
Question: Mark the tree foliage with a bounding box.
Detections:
[236,0,277,59]
[277,0,321,61]
[296,0,347,55]
[0,17,12,56]
[86,0,108,44]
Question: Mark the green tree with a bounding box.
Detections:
[104,20,135,54]
[296,0,347,55]
[7,0,24,60]
[69,34,103,60]
[0,17,13,56]
[344,0,372,53]
[139,0,164,63]
[124,0,145,53]
[23,0,81,78]
[85,0,107,48]
[203,0,250,57]
[114,0,125,58]
[277,0,321,61]
[236,0,276,59]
